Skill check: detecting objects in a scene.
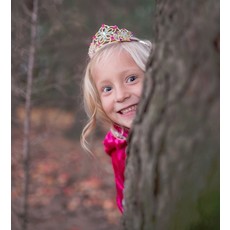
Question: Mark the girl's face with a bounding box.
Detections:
[92,49,145,129]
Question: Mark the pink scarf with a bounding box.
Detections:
[103,126,129,213]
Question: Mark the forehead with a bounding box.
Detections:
[91,48,139,79]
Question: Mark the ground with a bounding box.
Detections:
[12,107,122,230]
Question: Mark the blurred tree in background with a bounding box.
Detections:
[12,1,153,230]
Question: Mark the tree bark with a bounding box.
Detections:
[22,0,38,229]
[123,0,219,229]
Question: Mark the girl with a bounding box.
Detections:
[81,24,152,213]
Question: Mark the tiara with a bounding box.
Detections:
[88,24,138,58]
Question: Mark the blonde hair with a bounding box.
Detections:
[80,40,152,153]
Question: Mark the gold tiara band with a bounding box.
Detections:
[88,24,138,58]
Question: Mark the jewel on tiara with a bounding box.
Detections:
[88,24,138,58]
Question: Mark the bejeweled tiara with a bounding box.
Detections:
[88,24,139,58]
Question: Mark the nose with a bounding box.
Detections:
[115,85,130,102]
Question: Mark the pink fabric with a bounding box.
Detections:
[103,127,129,213]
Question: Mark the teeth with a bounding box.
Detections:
[120,105,137,114]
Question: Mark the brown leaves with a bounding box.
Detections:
[12,107,120,229]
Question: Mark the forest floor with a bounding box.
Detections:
[12,107,122,230]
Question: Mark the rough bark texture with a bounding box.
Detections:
[123,0,219,229]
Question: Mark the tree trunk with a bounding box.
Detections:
[22,0,38,229]
[123,0,219,229]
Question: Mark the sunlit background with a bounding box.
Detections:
[12,0,153,229]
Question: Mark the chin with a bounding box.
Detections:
[112,115,135,129]
[121,120,133,129]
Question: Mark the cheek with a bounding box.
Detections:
[101,98,112,114]
[135,81,144,97]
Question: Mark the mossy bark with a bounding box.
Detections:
[123,0,219,229]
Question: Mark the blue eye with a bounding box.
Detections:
[103,86,112,93]
[127,75,137,83]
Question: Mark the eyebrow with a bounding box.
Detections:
[94,78,111,91]
[118,67,143,76]
[95,66,143,86]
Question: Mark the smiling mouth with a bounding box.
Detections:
[118,105,137,115]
